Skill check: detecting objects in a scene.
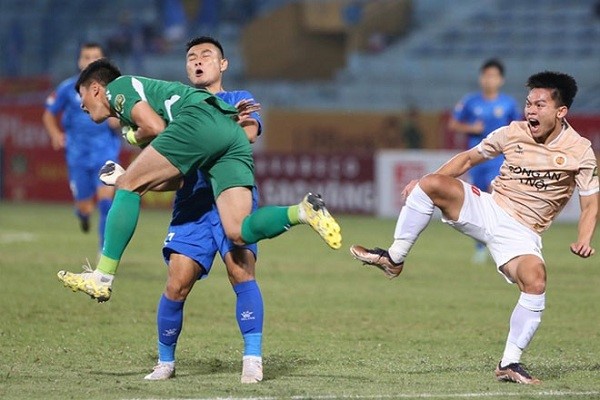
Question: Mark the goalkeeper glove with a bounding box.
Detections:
[121,126,138,145]
[99,160,125,186]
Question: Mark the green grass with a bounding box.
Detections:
[1,202,599,400]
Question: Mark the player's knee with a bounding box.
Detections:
[165,279,192,301]
[419,174,460,202]
[420,174,448,195]
[522,280,546,295]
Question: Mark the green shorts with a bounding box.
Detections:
[150,102,254,198]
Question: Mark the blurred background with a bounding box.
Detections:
[0,0,598,219]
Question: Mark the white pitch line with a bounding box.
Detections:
[0,231,36,244]
[124,390,600,400]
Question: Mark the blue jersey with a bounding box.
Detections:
[452,92,521,149]
[45,75,121,168]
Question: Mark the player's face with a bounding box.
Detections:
[79,82,112,123]
[78,47,104,71]
[479,67,504,94]
[524,88,567,142]
[186,43,228,90]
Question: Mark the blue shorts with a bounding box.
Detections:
[469,155,503,191]
[162,187,259,279]
[68,157,118,201]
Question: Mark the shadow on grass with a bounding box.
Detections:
[177,354,319,381]
[535,362,600,380]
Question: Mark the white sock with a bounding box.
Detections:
[501,292,545,367]
[388,184,434,264]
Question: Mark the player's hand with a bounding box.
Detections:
[99,160,125,186]
[570,242,595,258]
[471,120,485,134]
[50,132,66,150]
[402,179,420,199]
[235,99,261,123]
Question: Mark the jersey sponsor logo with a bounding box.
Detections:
[114,94,125,113]
[508,164,562,191]
[471,185,481,196]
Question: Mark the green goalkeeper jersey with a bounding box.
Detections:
[106,76,238,128]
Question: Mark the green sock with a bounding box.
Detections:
[241,206,295,244]
[97,189,141,275]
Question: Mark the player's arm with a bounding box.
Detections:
[434,147,487,177]
[570,193,598,258]
[127,101,166,145]
[447,117,484,135]
[402,147,486,198]
[42,109,65,150]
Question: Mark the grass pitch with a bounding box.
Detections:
[1,202,599,400]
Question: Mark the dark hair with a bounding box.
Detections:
[75,58,121,92]
[480,58,505,77]
[80,41,104,53]
[185,36,225,57]
[526,71,578,108]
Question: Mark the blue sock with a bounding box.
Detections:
[97,198,112,248]
[156,294,184,363]
[234,280,264,357]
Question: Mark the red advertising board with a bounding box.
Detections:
[254,152,375,214]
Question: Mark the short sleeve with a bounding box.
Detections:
[106,76,144,125]
[576,146,600,196]
[45,82,69,114]
[476,126,508,159]
[452,95,470,122]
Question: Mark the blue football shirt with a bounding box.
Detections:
[452,92,522,149]
[45,75,120,168]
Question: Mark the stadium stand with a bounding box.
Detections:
[1,0,599,112]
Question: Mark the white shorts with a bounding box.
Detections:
[442,180,544,283]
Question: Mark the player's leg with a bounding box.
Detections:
[215,185,263,383]
[145,253,203,381]
[470,162,494,264]
[95,184,115,249]
[351,174,465,276]
[69,165,95,233]
[222,248,264,383]
[494,255,545,384]
[58,145,181,302]
[146,201,217,380]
